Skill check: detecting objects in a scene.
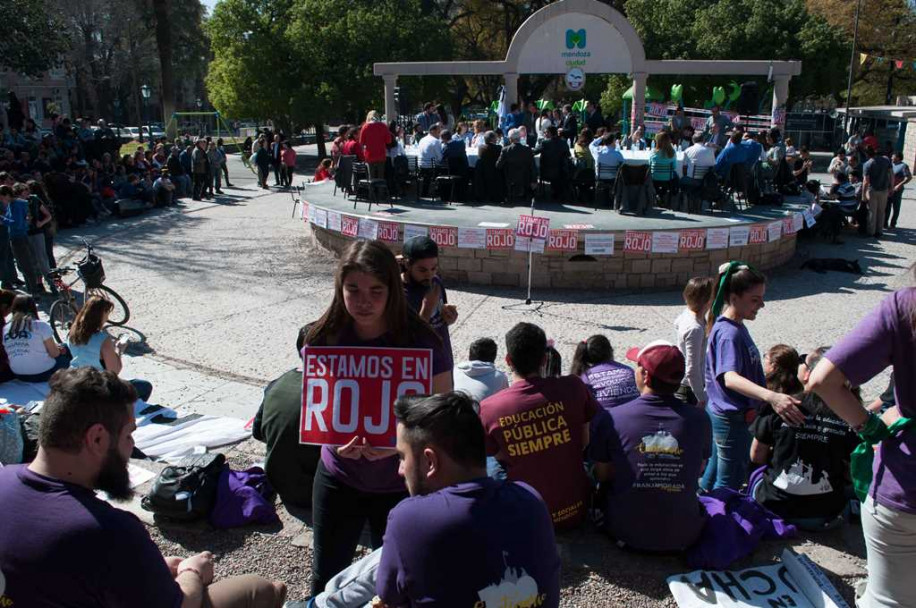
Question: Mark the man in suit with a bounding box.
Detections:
[535,126,572,200]
[496,129,537,204]
[585,101,605,133]
[560,105,578,146]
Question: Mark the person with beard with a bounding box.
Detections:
[400,236,457,372]
[0,367,288,608]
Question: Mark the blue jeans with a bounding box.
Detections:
[16,352,72,383]
[129,379,153,402]
[700,408,751,492]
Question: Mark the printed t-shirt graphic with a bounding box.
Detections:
[479,376,598,528]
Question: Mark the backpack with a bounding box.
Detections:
[142,452,226,521]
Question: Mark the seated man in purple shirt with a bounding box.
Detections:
[0,367,286,608]
[589,340,712,553]
[299,392,560,608]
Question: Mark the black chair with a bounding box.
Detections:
[333,155,356,198]
[571,162,595,204]
[650,163,679,210]
[435,158,465,205]
[682,164,712,214]
[725,163,750,210]
[353,162,391,211]
[594,161,619,210]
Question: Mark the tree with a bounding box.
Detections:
[150,0,176,136]
[1,0,69,76]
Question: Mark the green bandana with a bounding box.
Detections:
[850,413,915,503]
[710,261,753,320]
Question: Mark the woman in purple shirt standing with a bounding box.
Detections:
[304,240,453,595]
[700,262,804,492]
[810,281,916,608]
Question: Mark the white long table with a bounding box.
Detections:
[404,146,685,174]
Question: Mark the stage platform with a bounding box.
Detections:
[300,180,806,290]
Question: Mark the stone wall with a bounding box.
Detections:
[312,224,797,290]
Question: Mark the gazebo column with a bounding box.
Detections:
[630,72,648,130]
[504,73,519,109]
[383,75,398,121]
[771,75,790,130]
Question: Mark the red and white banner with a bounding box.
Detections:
[486,228,515,249]
[300,346,433,447]
[679,229,706,252]
[429,226,458,248]
[749,225,768,245]
[782,216,796,236]
[341,215,359,238]
[516,214,550,240]
[378,221,400,242]
[624,231,652,254]
[547,229,578,252]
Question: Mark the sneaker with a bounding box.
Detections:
[215,189,223,194]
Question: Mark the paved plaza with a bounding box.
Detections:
[43,150,914,605]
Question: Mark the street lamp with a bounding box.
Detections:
[196,98,203,136]
[140,84,151,144]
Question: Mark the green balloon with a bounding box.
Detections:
[712,86,726,106]
[727,81,741,102]
[670,84,683,102]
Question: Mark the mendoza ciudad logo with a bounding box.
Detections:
[565,28,586,49]
[563,28,590,66]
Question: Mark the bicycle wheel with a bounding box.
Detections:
[49,299,79,343]
[88,285,131,326]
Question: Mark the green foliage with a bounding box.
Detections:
[1,0,69,76]
[599,74,630,119]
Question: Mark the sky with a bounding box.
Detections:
[202,0,218,16]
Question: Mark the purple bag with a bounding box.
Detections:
[209,466,279,529]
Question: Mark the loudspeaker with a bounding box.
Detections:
[736,82,760,116]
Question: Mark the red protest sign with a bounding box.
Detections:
[749,225,768,244]
[486,228,515,249]
[624,231,652,253]
[378,222,400,242]
[679,229,706,251]
[429,226,457,248]
[516,215,550,240]
[341,215,359,238]
[547,229,578,252]
[300,346,433,447]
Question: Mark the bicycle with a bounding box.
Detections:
[48,240,130,343]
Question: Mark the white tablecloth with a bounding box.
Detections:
[404,146,684,174]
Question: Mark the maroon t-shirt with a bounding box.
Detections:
[480,376,598,529]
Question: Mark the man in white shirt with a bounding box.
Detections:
[682,133,716,179]
[417,123,443,196]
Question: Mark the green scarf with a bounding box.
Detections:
[710,261,752,320]
[851,413,915,503]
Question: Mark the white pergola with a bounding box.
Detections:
[374,0,802,129]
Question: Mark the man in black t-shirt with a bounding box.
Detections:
[749,349,857,529]
[400,236,456,371]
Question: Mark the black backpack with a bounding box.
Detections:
[142,452,226,521]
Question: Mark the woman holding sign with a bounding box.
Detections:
[700,262,804,492]
[304,240,453,595]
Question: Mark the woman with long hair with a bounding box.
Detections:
[305,240,452,596]
[809,271,916,607]
[700,262,804,491]
[67,296,153,401]
[650,131,678,204]
[570,334,638,412]
[3,294,69,382]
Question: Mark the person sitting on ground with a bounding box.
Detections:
[479,322,598,529]
[3,294,70,382]
[750,346,858,530]
[589,340,711,552]
[67,296,153,402]
[675,277,715,406]
[792,146,813,187]
[453,337,509,402]
[153,169,175,207]
[0,367,288,608]
[829,170,859,215]
[0,289,16,383]
[534,126,571,200]
[544,341,562,377]
[166,146,190,198]
[828,149,848,177]
[313,158,333,183]
[495,129,537,203]
[251,325,322,509]
[400,236,457,372]
[570,334,638,412]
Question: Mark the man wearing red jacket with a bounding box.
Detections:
[358,110,393,180]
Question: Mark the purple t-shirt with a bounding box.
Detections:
[0,465,182,608]
[376,477,560,607]
[580,361,639,411]
[705,317,766,414]
[318,324,452,494]
[589,393,711,551]
[826,288,916,513]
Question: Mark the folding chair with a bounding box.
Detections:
[333,156,355,198]
[594,161,619,210]
[725,163,749,211]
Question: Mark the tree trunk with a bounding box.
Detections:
[314,122,327,158]
[152,0,176,137]
[884,63,895,105]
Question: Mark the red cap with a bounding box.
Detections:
[625,340,686,385]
